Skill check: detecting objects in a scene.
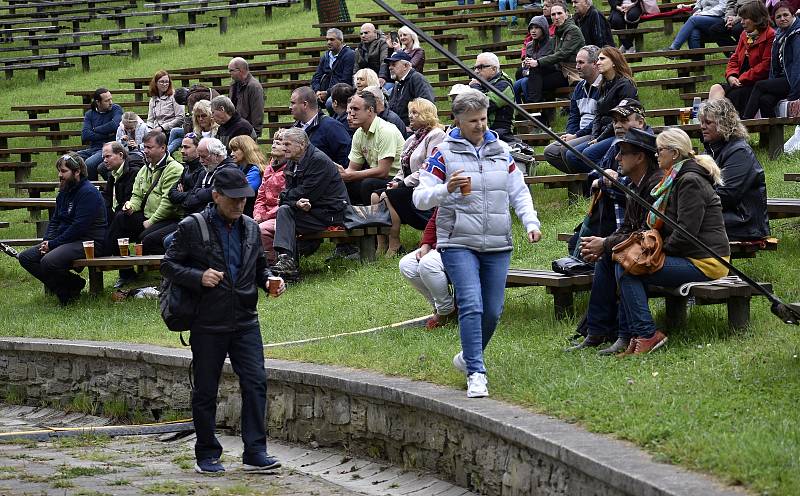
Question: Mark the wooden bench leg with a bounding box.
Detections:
[549,288,574,319]
[178,30,187,47]
[81,55,90,72]
[218,16,228,35]
[663,18,674,35]
[88,268,104,296]
[566,182,583,205]
[131,41,140,59]
[664,295,688,330]
[727,296,750,331]
[304,0,311,10]
[358,235,377,263]
[768,124,784,160]
[492,26,501,43]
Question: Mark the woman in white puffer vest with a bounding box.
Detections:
[413,89,542,399]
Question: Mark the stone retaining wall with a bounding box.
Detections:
[0,338,740,496]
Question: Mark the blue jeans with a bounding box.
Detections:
[191,325,268,461]
[168,127,185,154]
[513,77,528,103]
[586,253,630,339]
[77,147,106,180]
[669,15,724,50]
[564,136,615,174]
[498,0,518,22]
[616,256,710,339]
[440,248,512,375]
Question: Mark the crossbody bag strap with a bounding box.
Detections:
[140,165,166,211]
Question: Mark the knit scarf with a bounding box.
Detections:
[746,30,759,47]
[400,127,431,178]
[647,159,688,229]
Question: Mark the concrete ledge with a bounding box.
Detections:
[0,338,741,496]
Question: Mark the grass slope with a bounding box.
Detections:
[1,2,799,494]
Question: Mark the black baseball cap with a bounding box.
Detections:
[615,128,657,154]
[609,98,645,118]
[213,168,254,198]
[384,51,412,64]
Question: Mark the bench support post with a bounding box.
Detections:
[727,296,750,331]
[358,235,377,263]
[549,288,574,319]
[767,123,784,160]
[88,268,104,296]
[664,295,688,330]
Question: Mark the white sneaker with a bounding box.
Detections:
[467,373,489,398]
[452,351,467,374]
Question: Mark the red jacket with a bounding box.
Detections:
[420,209,437,248]
[725,26,775,85]
[252,160,286,223]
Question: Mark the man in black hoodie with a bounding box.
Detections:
[210,95,257,149]
[269,127,349,281]
[18,152,107,305]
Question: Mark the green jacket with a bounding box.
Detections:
[537,18,585,69]
[128,154,183,224]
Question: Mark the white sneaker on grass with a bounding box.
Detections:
[467,372,489,398]
[452,351,467,374]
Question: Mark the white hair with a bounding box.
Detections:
[477,52,500,69]
[199,137,227,158]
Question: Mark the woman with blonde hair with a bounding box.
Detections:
[191,100,219,138]
[354,68,380,92]
[229,135,267,217]
[613,127,730,356]
[371,97,445,256]
[698,98,769,241]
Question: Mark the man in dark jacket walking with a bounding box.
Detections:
[384,51,435,126]
[269,128,349,281]
[18,152,107,306]
[161,167,284,474]
[101,142,141,229]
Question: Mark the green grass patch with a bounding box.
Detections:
[58,465,116,478]
[0,1,799,495]
[141,480,194,495]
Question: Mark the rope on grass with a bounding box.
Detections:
[263,315,430,348]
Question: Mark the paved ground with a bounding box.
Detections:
[0,405,473,496]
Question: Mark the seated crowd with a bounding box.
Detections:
[14,1,792,398]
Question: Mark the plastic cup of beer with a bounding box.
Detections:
[680,108,691,125]
[268,276,282,297]
[82,240,95,259]
[117,238,129,257]
[135,243,143,256]
[460,176,472,196]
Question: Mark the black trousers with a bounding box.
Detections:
[720,83,755,117]
[106,211,178,256]
[706,21,741,47]
[345,177,389,205]
[190,326,267,462]
[272,204,332,259]
[609,6,642,49]
[525,64,567,103]
[18,241,88,298]
[742,77,790,119]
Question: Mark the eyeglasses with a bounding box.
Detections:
[185,132,197,139]
[157,80,170,85]
[473,64,491,71]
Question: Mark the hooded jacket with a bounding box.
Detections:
[705,138,770,241]
[161,204,272,334]
[659,161,730,258]
[523,16,553,60]
[412,128,541,252]
[574,5,615,48]
[725,25,775,85]
[771,16,800,100]
[45,177,107,250]
[537,18,585,70]
[279,144,349,224]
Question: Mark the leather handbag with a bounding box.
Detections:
[611,229,665,275]
[552,256,594,276]
[343,203,392,230]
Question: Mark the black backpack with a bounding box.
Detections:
[159,213,209,333]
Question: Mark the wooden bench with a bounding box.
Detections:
[785,173,800,182]
[0,35,162,59]
[0,222,9,229]
[9,23,217,49]
[0,130,81,149]
[0,198,56,236]
[2,60,74,81]
[0,144,78,163]
[0,237,42,246]
[9,104,145,120]
[525,174,587,203]
[0,162,36,183]
[72,255,164,295]
[505,268,593,318]
[555,233,779,259]
[9,181,105,198]
[298,226,391,263]
[1,49,131,77]
[767,198,800,219]
[98,0,294,28]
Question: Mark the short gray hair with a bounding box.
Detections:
[199,137,227,158]
[579,45,601,63]
[361,85,386,105]
[477,52,500,69]
[229,56,249,71]
[281,127,309,148]
[326,28,343,41]
[210,95,235,116]
[451,89,489,118]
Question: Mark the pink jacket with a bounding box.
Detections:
[253,160,287,222]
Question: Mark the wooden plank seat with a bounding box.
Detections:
[554,233,779,259]
[525,174,587,202]
[10,103,145,119]
[2,60,74,81]
[1,49,131,75]
[9,24,216,49]
[505,268,593,318]
[0,162,36,183]
[785,173,800,182]
[0,0,136,12]
[0,25,59,39]
[72,255,163,295]
[0,238,42,246]
[250,33,465,59]
[360,2,536,19]
[0,222,9,228]
[297,226,391,263]
[0,36,162,59]
[98,0,295,29]
[0,130,82,149]
[9,181,105,198]
[767,198,800,219]
[0,5,128,23]
[0,144,79,163]
[118,64,315,90]
[1,14,94,32]
[0,198,56,236]
[315,19,507,42]
[357,6,532,23]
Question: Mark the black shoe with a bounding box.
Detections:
[0,242,18,258]
[598,338,631,356]
[564,335,612,352]
[113,277,136,289]
[325,243,360,262]
[270,253,299,282]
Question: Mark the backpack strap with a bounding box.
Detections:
[190,212,210,244]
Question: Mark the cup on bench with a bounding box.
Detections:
[679,108,691,126]
[135,243,143,256]
[82,240,95,259]
[117,237,129,257]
